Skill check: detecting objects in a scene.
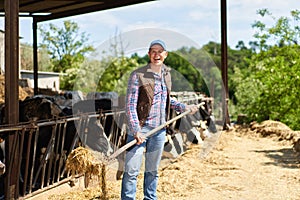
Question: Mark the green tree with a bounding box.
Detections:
[38,46,52,71]
[130,53,148,65]
[164,50,208,93]
[20,43,51,71]
[236,9,300,130]
[38,20,95,90]
[97,56,139,95]
[20,43,33,70]
[72,58,104,94]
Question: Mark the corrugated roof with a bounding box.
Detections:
[0,0,155,22]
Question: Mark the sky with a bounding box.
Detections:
[1,0,300,52]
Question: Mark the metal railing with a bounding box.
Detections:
[0,109,127,199]
[0,92,212,199]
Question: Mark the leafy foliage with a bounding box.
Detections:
[20,43,34,70]
[164,51,204,92]
[97,57,139,95]
[20,43,51,71]
[38,20,95,90]
[236,9,300,130]
[61,58,105,93]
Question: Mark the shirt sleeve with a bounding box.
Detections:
[170,97,186,113]
[125,72,141,135]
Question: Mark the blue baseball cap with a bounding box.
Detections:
[149,39,167,51]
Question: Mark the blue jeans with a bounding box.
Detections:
[121,126,166,200]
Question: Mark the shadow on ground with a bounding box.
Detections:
[253,148,300,169]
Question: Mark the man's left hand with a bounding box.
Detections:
[185,104,198,115]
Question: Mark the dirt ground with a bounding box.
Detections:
[49,120,300,200]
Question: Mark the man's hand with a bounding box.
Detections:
[134,132,145,145]
[185,104,199,115]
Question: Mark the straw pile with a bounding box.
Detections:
[65,146,109,199]
[236,120,300,152]
[0,75,33,104]
[249,120,300,141]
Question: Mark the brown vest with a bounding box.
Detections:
[135,64,172,127]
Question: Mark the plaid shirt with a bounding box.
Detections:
[126,67,186,135]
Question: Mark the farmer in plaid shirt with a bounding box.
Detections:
[121,40,198,200]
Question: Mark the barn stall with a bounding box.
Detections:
[0,0,229,199]
[0,91,214,199]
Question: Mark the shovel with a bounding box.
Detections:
[108,102,205,162]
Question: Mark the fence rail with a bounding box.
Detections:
[0,109,127,199]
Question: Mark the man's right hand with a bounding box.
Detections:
[134,132,145,145]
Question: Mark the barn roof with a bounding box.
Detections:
[0,0,155,22]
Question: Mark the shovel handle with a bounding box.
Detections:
[108,102,205,162]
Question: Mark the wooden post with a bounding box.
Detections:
[221,0,230,130]
[33,18,39,95]
[4,0,20,198]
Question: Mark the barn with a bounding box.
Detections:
[0,0,229,199]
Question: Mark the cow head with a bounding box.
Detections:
[0,138,5,176]
[0,160,5,176]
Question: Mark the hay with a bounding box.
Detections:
[65,146,109,199]
[250,120,294,138]
[250,120,291,133]
[0,75,33,104]
[51,129,300,200]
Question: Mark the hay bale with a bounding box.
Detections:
[66,146,98,175]
[250,120,292,137]
[66,146,108,199]
[248,120,300,143]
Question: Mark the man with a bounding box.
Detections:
[121,39,198,200]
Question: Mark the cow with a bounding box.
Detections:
[0,105,7,197]
[0,97,71,195]
[0,96,115,194]
[71,98,128,180]
[24,97,127,189]
[0,138,4,176]
[163,100,218,159]
[71,98,114,155]
[0,138,4,199]
[16,97,76,193]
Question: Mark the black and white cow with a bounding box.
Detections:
[71,98,128,180]
[0,96,117,195]
[71,98,114,154]
[0,138,5,176]
[163,101,218,159]
[0,138,5,199]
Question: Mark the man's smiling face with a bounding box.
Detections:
[148,44,168,66]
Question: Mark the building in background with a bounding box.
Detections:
[20,70,60,91]
[0,30,59,91]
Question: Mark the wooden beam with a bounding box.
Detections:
[221,0,230,129]
[33,18,38,95]
[4,0,20,198]
[5,0,19,126]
